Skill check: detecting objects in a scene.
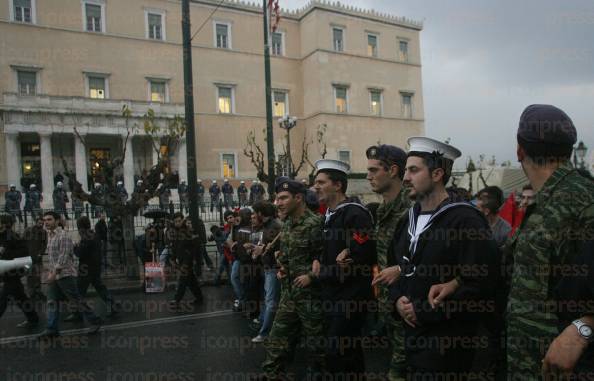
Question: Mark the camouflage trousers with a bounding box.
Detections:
[383,312,407,381]
[262,289,325,378]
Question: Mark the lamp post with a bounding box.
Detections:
[278,115,298,178]
[574,141,587,170]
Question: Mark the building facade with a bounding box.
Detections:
[0,0,424,206]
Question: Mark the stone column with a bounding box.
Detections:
[39,132,54,207]
[74,132,88,191]
[178,138,188,182]
[122,134,135,195]
[152,142,159,167]
[4,132,21,189]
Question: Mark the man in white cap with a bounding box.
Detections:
[313,159,376,380]
[389,137,502,379]
[196,179,205,213]
[90,182,105,217]
[178,180,189,213]
[222,178,234,210]
[209,180,221,212]
[52,181,70,220]
[4,184,23,223]
[237,180,248,207]
[24,184,42,220]
[115,180,128,203]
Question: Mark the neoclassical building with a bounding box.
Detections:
[0,0,424,206]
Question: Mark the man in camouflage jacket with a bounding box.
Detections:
[259,179,325,381]
[506,104,594,378]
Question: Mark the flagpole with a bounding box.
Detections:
[263,0,275,198]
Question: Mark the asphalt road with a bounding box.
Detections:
[1,284,391,381]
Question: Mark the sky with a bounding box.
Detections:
[286,0,594,168]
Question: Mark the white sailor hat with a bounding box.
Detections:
[30,184,36,189]
[117,181,123,185]
[197,179,202,182]
[9,184,15,188]
[224,178,229,182]
[57,181,63,187]
[212,180,217,184]
[407,137,462,161]
[137,180,143,184]
[314,159,350,175]
[240,180,245,184]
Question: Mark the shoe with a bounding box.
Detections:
[232,299,241,312]
[16,320,39,328]
[64,313,83,322]
[252,318,261,324]
[38,330,60,340]
[88,319,103,334]
[251,335,266,343]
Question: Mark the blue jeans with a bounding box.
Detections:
[46,276,101,333]
[230,260,244,302]
[258,269,280,337]
[215,252,230,282]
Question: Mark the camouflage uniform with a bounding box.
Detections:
[262,209,325,378]
[376,190,410,381]
[506,162,594,378]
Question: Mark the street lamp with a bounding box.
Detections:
[278,115,298,178]
[574,140,588,170]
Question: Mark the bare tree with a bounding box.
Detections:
[243,124,327,187]
[60,105,186,279]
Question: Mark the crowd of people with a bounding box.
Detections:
[1,103,593,380]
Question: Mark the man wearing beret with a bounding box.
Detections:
[505,104,594,378]
[366,145,411,381]
[390,137,502,379]
[257,178,325,380]
[313,159,376,380]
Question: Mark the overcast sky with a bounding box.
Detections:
[286,0,594,168]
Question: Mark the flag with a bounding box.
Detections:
[267,0,281,33]
[499,191,525,236]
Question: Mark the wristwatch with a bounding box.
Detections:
[572,319,594,342]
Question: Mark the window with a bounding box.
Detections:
[334,86,348,113]
[271,32,284,56]
[333,27,344,52]
[84,2,104,32]
[17,70,36,96]
[12,0,35,23]
[215,23,231,49]
[401,93,413,118]
[88,76,106,99]
[338,150,351,165]
[367,34,378,57]
[217,86,233,114]
[150,81,167,103]
[147,13,164,40]
[90,148,110,177]
[273,91,288,117]
[222,154,237,178]
[370,90,382,116]
[399,40,409,62]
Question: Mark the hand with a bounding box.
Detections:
[251,245,264,258]
[277,267,287,280]
[336,249,353,269]
[542,324,589,379]
[428,279,460,309]
[311,260,321,278]
[46,271,56,283]
[396,296,417,328]
[243,243,255,251]
[372,266,401,286]
[293,274,311,288]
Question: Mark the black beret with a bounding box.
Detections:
[275,178,306,195]
[517,104,577,145]
[366,144,407,171]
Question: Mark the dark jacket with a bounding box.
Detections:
[24,225,46,264]
[259,218,282,269]
[74,229,102,277]
[0,230,29,278]
[169,226,196,266]
[319,198,376,303]
[95,219,108,241]
[389,200,502,372]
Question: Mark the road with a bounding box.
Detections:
[1,284,391,380]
